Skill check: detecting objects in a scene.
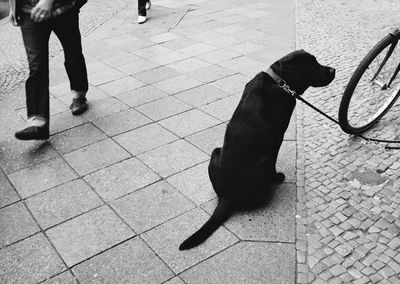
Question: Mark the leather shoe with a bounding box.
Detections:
[70,97,88,115]
[15,126,49,140]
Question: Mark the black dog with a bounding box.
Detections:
[179,50,335,251]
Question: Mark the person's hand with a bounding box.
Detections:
[31,0,54,22]
[9,10,19,26]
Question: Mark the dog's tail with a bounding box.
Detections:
[179,198,233,251]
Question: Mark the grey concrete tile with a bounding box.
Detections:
[49,97,69,116]
[8,158,78,199]
[204,36,242,49]
[0,170,19,208]
[50,123,107,154]
[26,179,103,230]
[210,74,249,94]
[159,109,221,138]
[225,42,265,55]
[180,242,295,284]
[115,59,160,75]
[114,123,178,156]
[154,75,203,95]
[103,34,140,47]
[0,233,66,284]
[81,97,130,121]
[116,85,168,107]
[86,60,112,76]
[167,161,216,206]
[58,86,109,107]
[138,139,209,178]
[159,37,198,50]
[174,85,231,107]
[0,140,58,175]
[72,238,173,284]
[185,123,226,154]
[133,66,181,85]
[177,43,217,57]
[218,56,266,74]
[167,58,211,73]
[149,32,182,44]
[98,76,146,96]
[186,65,236,84]
[141,208,239,274]
[84,157,160,201]
[199,95,240,122]
[101,52,142,68]
[203,183,296,242]
[41,271,78,284]
[88,69,126,86]
[276,141,296,183]
[215,24,247,35]
[46,206,134,267]
[50,111,87,135]
[164,277,185,284]
[92,109,151,136]
[0,202,39,248]
[64,139,131,176]
[112,181,194,233]
[186,30,222,42]
[136,96,192,121]
[148,50,190,65]
[133,45,173,58]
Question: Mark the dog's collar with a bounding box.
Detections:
[265,68,297,97]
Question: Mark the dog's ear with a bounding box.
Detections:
[270,59,283,76]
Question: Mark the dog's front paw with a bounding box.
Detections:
[273,172,285,183]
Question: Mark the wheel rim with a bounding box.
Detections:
[346,42,400,129]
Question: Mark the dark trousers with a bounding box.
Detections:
[20,7,88,120]
[138,0,148,16]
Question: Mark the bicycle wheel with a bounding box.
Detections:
[339,31,400,134]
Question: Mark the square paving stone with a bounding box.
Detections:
[64,139,131,176]
[98,76,146,96]
[167,161,216,206]
[136,96,192,121]
[41,271,78,284]
[72,238,173,284]
[198,49,239,63]
[186,65,236,84]
[112,181,194,233]
[92,108,151,136]
[81,97,130,121]
[159,109,221,138]
[115,59,160,75]
[210,74,249,94]
[84,157,160,201]
[8,158,77,198]
[203,183,296,242]
[149,50,190,65]
[50,123,107,154]
[114,123,178,156]
[167,58,211,73]
[174,85,231,107]
[138,139,209,178]
[0,169,19,208]
[46,206,134,267]
[116,85,168,107]
[199,95,241,122]
[276,141,296,183]
[164,277,185,284]
[180,242,295,284]
[88,69,126,86]
[186,123,226,154]
[0,233,66,284]
[26,179,103,230]
[154,75,203,95]
[141,208,239,274]
[133,66,181,85]
[0,202,39,248]
[50,111,87,135]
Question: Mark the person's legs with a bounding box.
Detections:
[15,13,51,140]
[53,7,89,115]
[138,0,147,23]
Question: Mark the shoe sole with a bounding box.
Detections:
[71,104,88,116]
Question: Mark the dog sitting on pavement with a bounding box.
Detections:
[179,49,335,250]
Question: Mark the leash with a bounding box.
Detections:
[266,68,400,149]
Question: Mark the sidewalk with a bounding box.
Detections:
[0,0,298,283]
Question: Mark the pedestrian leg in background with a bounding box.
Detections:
[15,12,51,140]
[53,7,89,116]
[138,0,151,24]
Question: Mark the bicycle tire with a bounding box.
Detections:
[339,32,400,134]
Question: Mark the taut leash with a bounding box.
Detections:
[265,68,400,149]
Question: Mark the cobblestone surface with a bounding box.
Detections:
[296,0,400,282]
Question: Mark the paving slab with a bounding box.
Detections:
[180,242,295,284]
[185,123,226,154]
[0,233,65,284]
[142,207,239,274]
[25,179,103,230]
[174,84,231,107]
[112,181,194,233]
[199,94,241,122]
[0,169,19,208]
[135,96,192,121]
[72,237,174,284]
[137,139,209,178]
[63,138,131,176]
[46,205,134,267]
[41,271,78,284]
[8,157,78,199]
[0,202,39,248]
[115,85,168,107]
